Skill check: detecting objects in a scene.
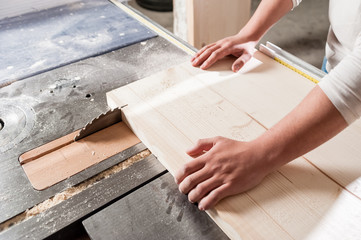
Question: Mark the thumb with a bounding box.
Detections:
[232,52,252,72]
[186,138,216,157]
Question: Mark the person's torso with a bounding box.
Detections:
[326,0,361,70]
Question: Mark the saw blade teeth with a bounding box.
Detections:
[74,108,122,141]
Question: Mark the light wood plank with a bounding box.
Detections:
[107,53,361,239]
[107,86,292,239]
[177,0,250,49]
[192,52,361,200]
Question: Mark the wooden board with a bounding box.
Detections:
[106,51,361,239]
[20,122,140,190]
[174,0,250,49]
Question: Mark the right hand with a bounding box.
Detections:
[191,34,258,72]
[174,136,271,210]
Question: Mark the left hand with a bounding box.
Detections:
[190,34,257,72]
[174,136,271,211]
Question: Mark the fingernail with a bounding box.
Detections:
[234,65,240,72]
[198,204,205,211]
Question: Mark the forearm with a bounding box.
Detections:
[253,85,348,172]
[239,0,294,42]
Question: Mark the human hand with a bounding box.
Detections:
[191,34,257,72]
[174,136,271,211]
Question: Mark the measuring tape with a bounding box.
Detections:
[106,5,320,85]
[274,57,320,84]
[260,43,325,84]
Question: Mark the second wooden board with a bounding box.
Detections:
[107,52,361,239]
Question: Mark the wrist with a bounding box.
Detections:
[248,131,286,174]
[237,26,263,43]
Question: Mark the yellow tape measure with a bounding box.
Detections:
[274,57,320,84]
[109,4,319,85]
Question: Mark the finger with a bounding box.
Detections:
[192,45,221,67]
[191,44,214,63]
[200,48,229,70]
[186,138,216,157]
[232,52,252,72]
[188,177,222,203]
[198,184,231,211]
[174,158,205,184]
[192,43,216,62]
[178,167,213,195]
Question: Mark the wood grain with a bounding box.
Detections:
[107,51,361,239]
[19,130,80,165]
[20,122,140,190]
[184,0,250,48]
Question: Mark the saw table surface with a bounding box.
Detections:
[0,0,157,86]
[0,2,228,239]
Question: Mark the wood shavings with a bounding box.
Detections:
[0,149,151,232]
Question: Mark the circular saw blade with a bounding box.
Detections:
[74,108,122,141]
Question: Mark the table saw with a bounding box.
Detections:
[0,1,229,239]
[3,1,361,239]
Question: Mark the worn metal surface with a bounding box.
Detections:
[0,155,167,240]
[83,173,229,240]
[0,2,215,238]
[0,0,157,85]
[0,36,189,223]
[0,98,35,152]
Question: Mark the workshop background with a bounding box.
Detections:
[130,0,329,68]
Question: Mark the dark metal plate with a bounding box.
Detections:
[83,173,229,240]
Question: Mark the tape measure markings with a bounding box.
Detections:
[274,57,320,84]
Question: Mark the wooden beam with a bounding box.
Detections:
[106,52,361,239]
[174,0,251,49]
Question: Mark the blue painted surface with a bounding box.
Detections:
[321,56,328,74]
[0,0,157,83]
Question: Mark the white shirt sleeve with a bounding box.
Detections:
[318,32,361,125]
[291,0,302,9]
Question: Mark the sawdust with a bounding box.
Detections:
[0,149,151,232]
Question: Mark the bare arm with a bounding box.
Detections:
[175,86,347,210]
[192,0,294,71]
[256,86,347,172]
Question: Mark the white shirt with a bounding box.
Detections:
[293,0,361,124]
